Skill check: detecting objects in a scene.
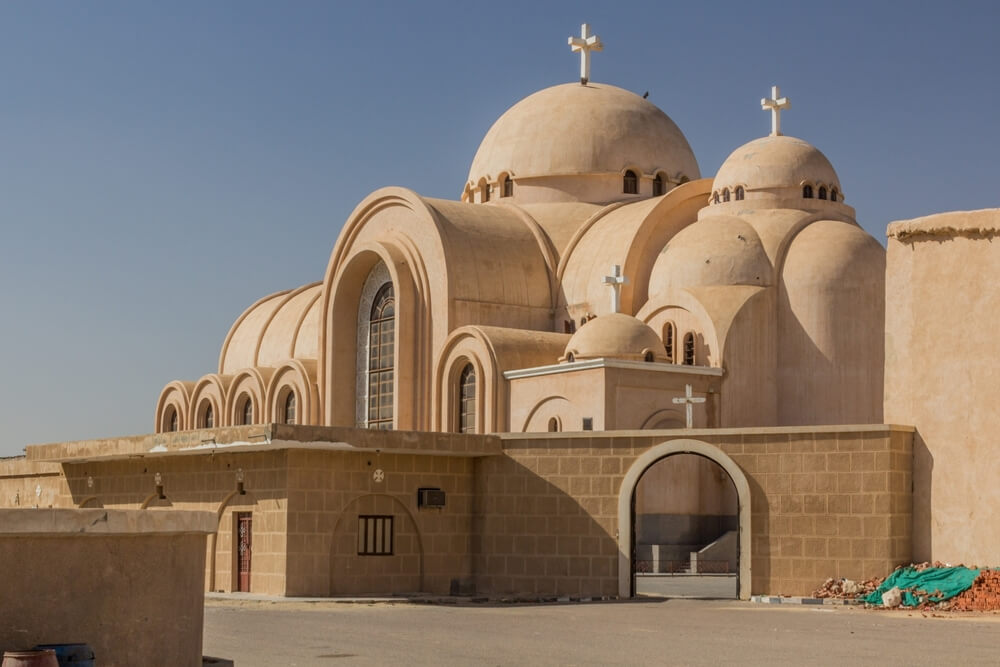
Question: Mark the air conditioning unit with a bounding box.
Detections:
[417,487,446,508]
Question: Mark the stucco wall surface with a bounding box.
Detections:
[0,509,213,667]
[885,209,1000,564]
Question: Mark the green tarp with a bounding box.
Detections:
[864,566,981,606]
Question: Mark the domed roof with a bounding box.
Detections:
[219,282,321,374]
[561,313,666,363]
[713,135,840,196]
[650,216,772,294]
[468,83,700,187]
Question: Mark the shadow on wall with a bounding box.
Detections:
[912,431,933,562]
[472,452,623,599]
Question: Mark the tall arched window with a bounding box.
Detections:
[735,186,745,200]
[458,363,476,434]
[830,188,839,203]
[202,402,214,429]
[653,174,665,196]
[663,322,675,363]
[803,184,814,199]
[712,192,720,204]
[481,182,490,202]
[623,170,638,194]
[818,186,828,200]
[283,391,297,425]
[547,417,560,432]
[367,283,395,430]
[169,408,179,432]
[240,396,253,425]
[683,333,695,365]
[722,188,730,202]
[501,174,513,198]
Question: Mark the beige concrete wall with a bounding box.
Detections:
[284,449,476,596]
[481,427,911,597]
[0,509,213,667]
[885,210,1000,564]
[0,458,69,509]
[57,451,290,596]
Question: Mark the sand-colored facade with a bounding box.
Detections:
[2,424,911,599]
[885,209,1000,565]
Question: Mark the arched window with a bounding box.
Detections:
[458,363,476,434]
[481,182,490,203]
[367,283,395,430]
[202,402,214,429]
[623,170,638,195]
[663,322,675,363]
[735,186,745,201]
[803,185,814,199]
[653,174,665,196]
[683,333,695,365]
[283,391,297,425]
[722,188,730,202]
[240,396,253,426]
[643,350,655,363]
[818,186,827,200]
[547,417,560,432]
[712,192,720,204]
[169,408,179,432]
[830,188,839,203]
[501,175,513,198]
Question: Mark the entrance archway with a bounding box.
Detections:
[618,440,751,600]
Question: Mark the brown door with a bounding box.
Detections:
[236,512,252,592]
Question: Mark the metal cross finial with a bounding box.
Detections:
[568,23,603,85]
[761,85,791,136]
[671,384,706,429]
[602,264,628,314]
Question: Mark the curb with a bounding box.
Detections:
[751,595,862,606]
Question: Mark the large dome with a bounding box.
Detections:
[712,135,841,201]
[467,83,699,201]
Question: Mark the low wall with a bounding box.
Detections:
[0,509,216,667]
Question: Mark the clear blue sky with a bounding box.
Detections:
[1,1,997,456]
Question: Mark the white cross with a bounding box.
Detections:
[761,85,791,136]
[672,384,706,429]
[568,23,603,85]
[602,264,628,313]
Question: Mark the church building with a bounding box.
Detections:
[3,26,996,601]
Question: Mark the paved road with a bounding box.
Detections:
[203,598,1000,666]
[636,574,737,598]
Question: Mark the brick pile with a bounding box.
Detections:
[946,569,1000,611]
[813,576,882,599]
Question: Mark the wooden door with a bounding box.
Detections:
[236,512,252,592]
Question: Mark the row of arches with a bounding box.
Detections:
[711,185,745,204]
[468,173,515,203]
[802,183,839,201]
[624,170,689,196]
[155,360,319,433]
[663,322,698,366]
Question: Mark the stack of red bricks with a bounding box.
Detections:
[948,569,1000,611]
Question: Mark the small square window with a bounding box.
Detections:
[582,417,593,431]
[358,515,394,555]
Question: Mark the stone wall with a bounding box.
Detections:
[481,426,912,597]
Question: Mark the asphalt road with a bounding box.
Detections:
[203,598,1000,666]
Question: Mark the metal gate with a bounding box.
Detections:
[236,512,252,592]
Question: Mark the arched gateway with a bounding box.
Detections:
[618,439,752,600]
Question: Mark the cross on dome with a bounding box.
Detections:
[568,23,603,85]
[671,384,706,429]
[602,264,628,313]
[761,85,791,136]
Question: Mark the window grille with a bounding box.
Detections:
[284,391,297,425]
[458,364,476,434]
[368,284,395,429]
[623,170,638,194]
[357,515,394,556]
[683,333,695,365]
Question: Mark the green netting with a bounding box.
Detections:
[863,566,981,606]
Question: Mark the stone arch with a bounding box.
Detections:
[189,374,231,429]
[640,409,685,429]
[208,484,257,592]
[265,360,319,425]
[224,368,271,426]
[155,380,194,432]
[329,493,424,596]
[521,396,583,433]
[617,439,751,599]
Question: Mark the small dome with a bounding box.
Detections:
[713,135,841,201]
[468,83,699,203]
[561,313,666,363]
[650,216,772,294]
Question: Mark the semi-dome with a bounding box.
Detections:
[712,135,841,203]
[561,313,666,363]
[466,83,700,204]
[649,216,772,294]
